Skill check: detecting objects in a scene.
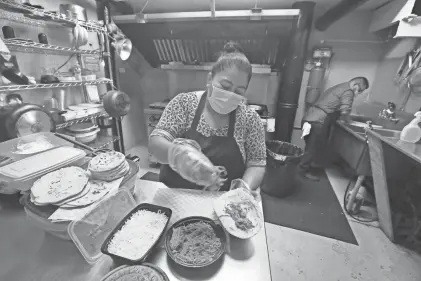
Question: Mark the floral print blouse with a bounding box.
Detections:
[150,91,266,167]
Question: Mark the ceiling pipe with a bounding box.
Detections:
[315,0,370,31]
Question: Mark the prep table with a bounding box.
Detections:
[0,178,272,281]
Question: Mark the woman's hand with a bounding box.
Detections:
[230,179,260,200]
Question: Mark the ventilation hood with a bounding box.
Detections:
[369,0,421,38]
[113,8,299,70]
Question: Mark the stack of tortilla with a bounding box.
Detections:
[30,165,124,209]
[88,151,129,182]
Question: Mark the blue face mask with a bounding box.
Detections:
[208,85,246,114]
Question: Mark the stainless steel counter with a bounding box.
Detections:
[0,179,272,281]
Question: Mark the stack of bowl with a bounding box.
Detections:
[65,122,99,144]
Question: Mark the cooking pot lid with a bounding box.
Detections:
[15,110,52,137]
[67,122,97,133]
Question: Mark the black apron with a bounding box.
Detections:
[159,92,246,191]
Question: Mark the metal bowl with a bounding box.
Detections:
[164,216,226,268]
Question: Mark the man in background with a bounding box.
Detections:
[299,77,370,181]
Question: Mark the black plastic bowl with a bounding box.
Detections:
[164,216,226,268]
[101,203,172,264]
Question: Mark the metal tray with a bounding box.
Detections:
[101,203,172,264]
[164,216,226,268]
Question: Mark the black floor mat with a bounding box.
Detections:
[261,170,358,245]
[140,172,160,182]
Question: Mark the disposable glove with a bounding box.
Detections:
[168,138,227,189]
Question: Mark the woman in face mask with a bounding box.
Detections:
[148,41,266,193]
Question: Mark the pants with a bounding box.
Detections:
[300,121,324,171]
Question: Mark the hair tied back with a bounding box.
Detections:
[222,41,244,54]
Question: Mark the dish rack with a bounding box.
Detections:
[0,0,125,153]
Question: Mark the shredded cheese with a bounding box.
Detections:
[107,210,168,260]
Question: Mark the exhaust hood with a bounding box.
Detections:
[113,8,299,69]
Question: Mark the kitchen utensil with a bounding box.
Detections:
[112,38,132,61]
[97,116,113,137]
[6,93,23,105]
[164,216,226,268]
[38,33,48,44]
[43,96,59,110]
[52,88,68,111]
[102,90,131,117]
[0,103,55,142]
[101,203,172,264]
[2,26,15,39]
[59,4,87,21]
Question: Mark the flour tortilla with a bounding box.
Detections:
[213,188,263,239]
[31,166,89,205]
[59,180,114,208]
[88,151,126,173]
[90,160,129,181]
[55,183,92,206]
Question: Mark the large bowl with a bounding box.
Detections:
[164,216,226,268]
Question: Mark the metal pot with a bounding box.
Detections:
[59,4,87,21]
[97,116,113,137]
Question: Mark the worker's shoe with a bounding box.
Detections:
[303,172,320,181]
[298,165,320,181]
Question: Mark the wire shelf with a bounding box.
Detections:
[4,39,102,56]
[0,1,106,33]
[56,111,109,129]
[0,78,112,92]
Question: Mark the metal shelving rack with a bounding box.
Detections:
[0,1,124,153]
[0,78,112,92]
[4,39,102,56]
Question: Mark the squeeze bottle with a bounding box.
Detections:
[400,111,421,143]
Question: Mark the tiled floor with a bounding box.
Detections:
[128,145,421,281]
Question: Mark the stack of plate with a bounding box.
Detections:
[65,122,100,144]
[88,151,129,182]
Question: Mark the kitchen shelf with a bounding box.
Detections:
[56,111,109,130]
[88,135,120,151]
[0,0,106,33]
[0,78,112,92]
[4,39,102,56]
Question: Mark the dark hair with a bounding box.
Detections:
[211,41,252,81]
[351,77,370,89]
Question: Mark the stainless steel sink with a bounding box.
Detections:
[344,123,401,139]
[372,128,401,139]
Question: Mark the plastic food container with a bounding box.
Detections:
[68,189,137,264]
[101,203,172,265]
[0,132,74,162]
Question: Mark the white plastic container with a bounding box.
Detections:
[400,111,421,143]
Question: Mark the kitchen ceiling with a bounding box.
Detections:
[124,0,396,13]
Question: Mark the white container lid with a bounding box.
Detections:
[0,147,86,182]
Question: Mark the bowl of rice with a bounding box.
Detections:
[101,203,172,264]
